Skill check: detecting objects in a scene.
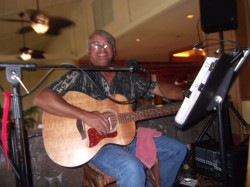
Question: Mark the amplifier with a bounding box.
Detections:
[191,140,248,187]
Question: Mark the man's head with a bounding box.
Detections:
[87,30,116,66]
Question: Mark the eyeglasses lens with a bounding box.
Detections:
[91,42,112,49]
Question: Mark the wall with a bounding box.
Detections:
[46,0,187,59]
[237,0,250,126]
[232,0,250,141]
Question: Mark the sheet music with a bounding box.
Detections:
[175,57,218,125]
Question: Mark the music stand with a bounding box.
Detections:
[174,47,250,186]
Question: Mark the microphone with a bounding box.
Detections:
[125,59,147,72]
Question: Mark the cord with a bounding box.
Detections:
[192,38,241,56]
[69,64,152,105]
[21,69,54,97]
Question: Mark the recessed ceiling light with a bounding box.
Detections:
[135,38,141,42]
[186,14,194,19]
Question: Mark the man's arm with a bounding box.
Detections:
[33,88,85,118]
[33,88,110,134]
[151,82,184,101]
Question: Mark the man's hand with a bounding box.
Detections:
[83,111,110,135]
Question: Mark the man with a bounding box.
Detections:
[33,30,187,187]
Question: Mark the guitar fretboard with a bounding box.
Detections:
[119,103,180,123]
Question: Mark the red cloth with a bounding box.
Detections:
[1,91,11,169]
[136,127,162,169]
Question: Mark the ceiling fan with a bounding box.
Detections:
[0,0,75,36]
[18,12,45,60]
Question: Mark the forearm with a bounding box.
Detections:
[152,82,183,101]
[33,88,111,134]
[33,88,88,120]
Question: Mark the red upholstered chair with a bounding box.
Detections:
[82,156,160,187]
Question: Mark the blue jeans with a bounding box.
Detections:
[90,135,187,187]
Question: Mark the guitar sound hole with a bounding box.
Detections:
[101,110,118,132]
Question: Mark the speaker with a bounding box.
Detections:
[199,0,238,34]
[192,140,248,187]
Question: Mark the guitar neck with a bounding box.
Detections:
[119,103,180,123]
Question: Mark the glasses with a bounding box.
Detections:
[90,41,113,50]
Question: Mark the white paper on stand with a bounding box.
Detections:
[175,57,218,125]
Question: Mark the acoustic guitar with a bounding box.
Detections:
[42,91,180,167]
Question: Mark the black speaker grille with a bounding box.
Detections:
[199,0,238,33]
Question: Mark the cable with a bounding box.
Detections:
[21,69,54,97]
[192,38,241,55]
[68,64,152,105]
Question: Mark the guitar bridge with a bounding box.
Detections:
[108,117,112,131]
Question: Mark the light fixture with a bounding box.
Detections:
[173,49,205,57]
[186,14,194,19]
[19,47,45,60]
[31,22,49,34]
[17,10,45,60]
[30,12,49,34]
[19,47,32,61]
[173,52,191,57]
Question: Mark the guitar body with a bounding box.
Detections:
[42,91,135,167]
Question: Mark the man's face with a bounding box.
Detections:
[87,34,115,66]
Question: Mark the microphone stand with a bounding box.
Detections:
[0,62,137,187]
[4,65,30,187]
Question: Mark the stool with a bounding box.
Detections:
[82,156,160,187]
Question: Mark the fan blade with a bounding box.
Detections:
[17,25,60,35]
[31,49,45,59]
[17,26,34,34]
[17,18,74,35]
[0,18,30,23]
[26,9,74,27]
[19,47,45,59]
[49,17,75,28]
[46,17,74,35]
[45,27,60,36]
[19,9,75,35]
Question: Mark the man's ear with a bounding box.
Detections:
[86,48,90,55]
[113,48,116,56]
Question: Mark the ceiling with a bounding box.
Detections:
[0,0,202,63]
